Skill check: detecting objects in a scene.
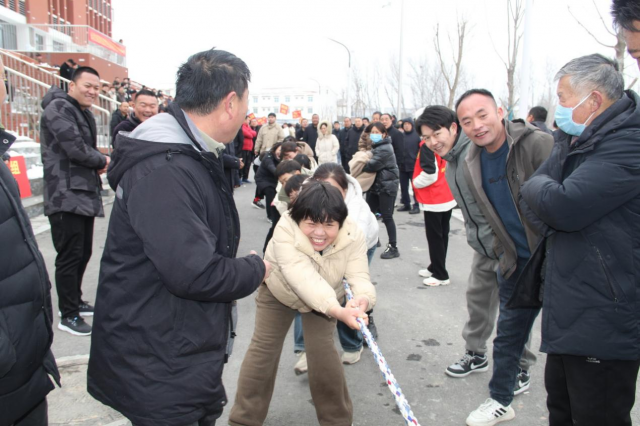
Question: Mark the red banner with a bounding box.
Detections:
[248,113,256,120]
[292,110,301,119]
[88,28,126,57]
[8,155,32,198]
[257,117,267,125]
[279,104,289,115]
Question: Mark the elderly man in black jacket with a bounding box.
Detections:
[0,58,60,426]
[41,66,109,336]
[87,48,270,426]
[520,54,640,426]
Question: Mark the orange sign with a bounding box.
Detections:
[257,117,267,125]
[248,113,256,120]
[88,28,126,57]
[279,104,289,115]
[292,110,301,119]
[8,155,32,198]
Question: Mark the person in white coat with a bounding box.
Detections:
[315,120,340,164]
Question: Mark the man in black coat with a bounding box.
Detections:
[338,117,352,171]
[519,54,640,426]
[109,101,129,135]
[397,118,420,213]
[87,48,270,426]
[58,58,76,91]
[345,117,365,164]
[0,57,60,426]
[302,113,319,155]
[525,106,553,135]
[381,113,405,175]
[41,67,109,336]
[111,89,159,148]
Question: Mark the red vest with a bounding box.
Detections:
[412,141,455,206]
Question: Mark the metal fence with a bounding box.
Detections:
[3,65,113,151]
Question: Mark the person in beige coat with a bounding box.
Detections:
[315,120,340,164]
[229,180,375,426]
[254,112,285,156]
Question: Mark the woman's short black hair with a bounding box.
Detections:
[313,163,349,191]
[365,122,387,136]
[289,180,348,227]
[285,174,307,197]
[280,141,298,156]
[293,153,311,169]
[269,142,283,156]
[283,135,296,143]
[276,159,302,177]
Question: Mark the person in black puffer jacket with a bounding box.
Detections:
[255,141,284,222]
[398,117,421,213]
[1,86,60,425]
[363,122,400,259]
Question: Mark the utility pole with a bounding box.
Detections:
[396,0,405,118]
[328,38,352,118]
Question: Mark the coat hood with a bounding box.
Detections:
[41,85,68,109]
[317,120,333,140]
[401,117,416,134]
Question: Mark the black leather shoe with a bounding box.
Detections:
[409,205,420,214]
[397,205,411,212]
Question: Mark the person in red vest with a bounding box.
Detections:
[412,134,456,286]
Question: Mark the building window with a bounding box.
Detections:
[53,40,64,51]
[262,96,270,101]
[274,96,279,103]
[253,107,258,114]
[308,96,313,102]
[18,0,25,15]
[285,95,290,102]
[35,33,44,50]
[307,107,313,114]
[253,96,258,103]
[8,0,15,12]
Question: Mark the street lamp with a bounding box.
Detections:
[328,38,351,119]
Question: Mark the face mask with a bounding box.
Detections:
[370,133,383,143]
[554,92,596,136]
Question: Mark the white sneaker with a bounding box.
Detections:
[423,277,451,287]
[341,347,363,365]
[418,268,432,278]
[294,352,307,375]
[466,398,515,426]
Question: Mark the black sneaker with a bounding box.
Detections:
[58,316,92,336]
[79,300,94,317]
[376,239,381,248]
[380,244,399,259]
[445,351,489,377]
[409,205,420,215]
[513,368,531,395]
[397,205,411,212]
[252,200,265,209]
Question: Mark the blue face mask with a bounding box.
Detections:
[370,133,383,143]
[554,92,596,136]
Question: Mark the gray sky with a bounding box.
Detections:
[112,0,639,112]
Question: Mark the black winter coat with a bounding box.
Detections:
[112,114,141,147]
[40,86,107,217]
[338,126,351,155]
[302,124,318,153]
[520,91,640,361]
[346,125,365,157]
[387,126,405,171]
[255,151,280,193]
[400,118,420,172]
[223,133,241,193]
[87,104,265,426]
[110,109,127,135]
[363,138,399,195]
[0,131,60,426]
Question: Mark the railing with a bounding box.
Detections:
[3,66,113,151]
[0,49,120,114]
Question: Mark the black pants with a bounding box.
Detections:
[253,165,262,199]
[263,208,281,254]
[240,150,254,180]
[12,399,47,426]
[133,409,222,426]
[399,170,417,208]
[423,210,452,280]
[341,153,352,174]
[49,212,94,319]
[545,354,640,426]
[262,186,277,222]
[367,191,397,246]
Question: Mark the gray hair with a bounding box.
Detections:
[554,54,624,101]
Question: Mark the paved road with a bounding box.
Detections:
[36,180,639,425]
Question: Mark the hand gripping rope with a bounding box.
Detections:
[343,279,421,426]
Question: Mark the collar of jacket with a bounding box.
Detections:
[283,212,358,258]
[0,128,17,156]
[128,113,142,126]
[372,137,392,147]
[353,125,364,132]
[166,102,207,152]
[442,131,468,163]
[504,119,536,149]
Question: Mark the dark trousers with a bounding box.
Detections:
[367,191,397,246]
[545,354,640,426]
[341,153,352,174]
[12,399,47,426]
[240,150,253,180]
[253,165,262,199]
[399,170,417,208]
[133,409,222,426]
[49,212,94,319]
[263,208,281,254]
[263,186,277,222]
[423,210,452,280]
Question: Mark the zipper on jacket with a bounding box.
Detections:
[593,245,618,303]
[453,163,491,258]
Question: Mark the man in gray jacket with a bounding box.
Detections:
[415,106,536,386]
[456,89,553,426]
[40,66,109,336]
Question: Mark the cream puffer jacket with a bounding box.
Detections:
[315,120,340,164]
[265,212,376,316]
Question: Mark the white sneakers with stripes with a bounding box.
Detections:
[466,398,515,426]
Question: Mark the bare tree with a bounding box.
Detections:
[434,18,469,109]
[499,0,525,117]
[568,0,626,71]
[384,56,408,116]
[408,56,447,110]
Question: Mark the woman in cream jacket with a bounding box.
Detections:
[315,120,340,165]
[229,180,375,426]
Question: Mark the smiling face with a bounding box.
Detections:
[69,71,100,109]
[299,219,340,251]
[320,123,328,135]
[134,94,159,122]
[457,94,506,153]
[421,123,458,156]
